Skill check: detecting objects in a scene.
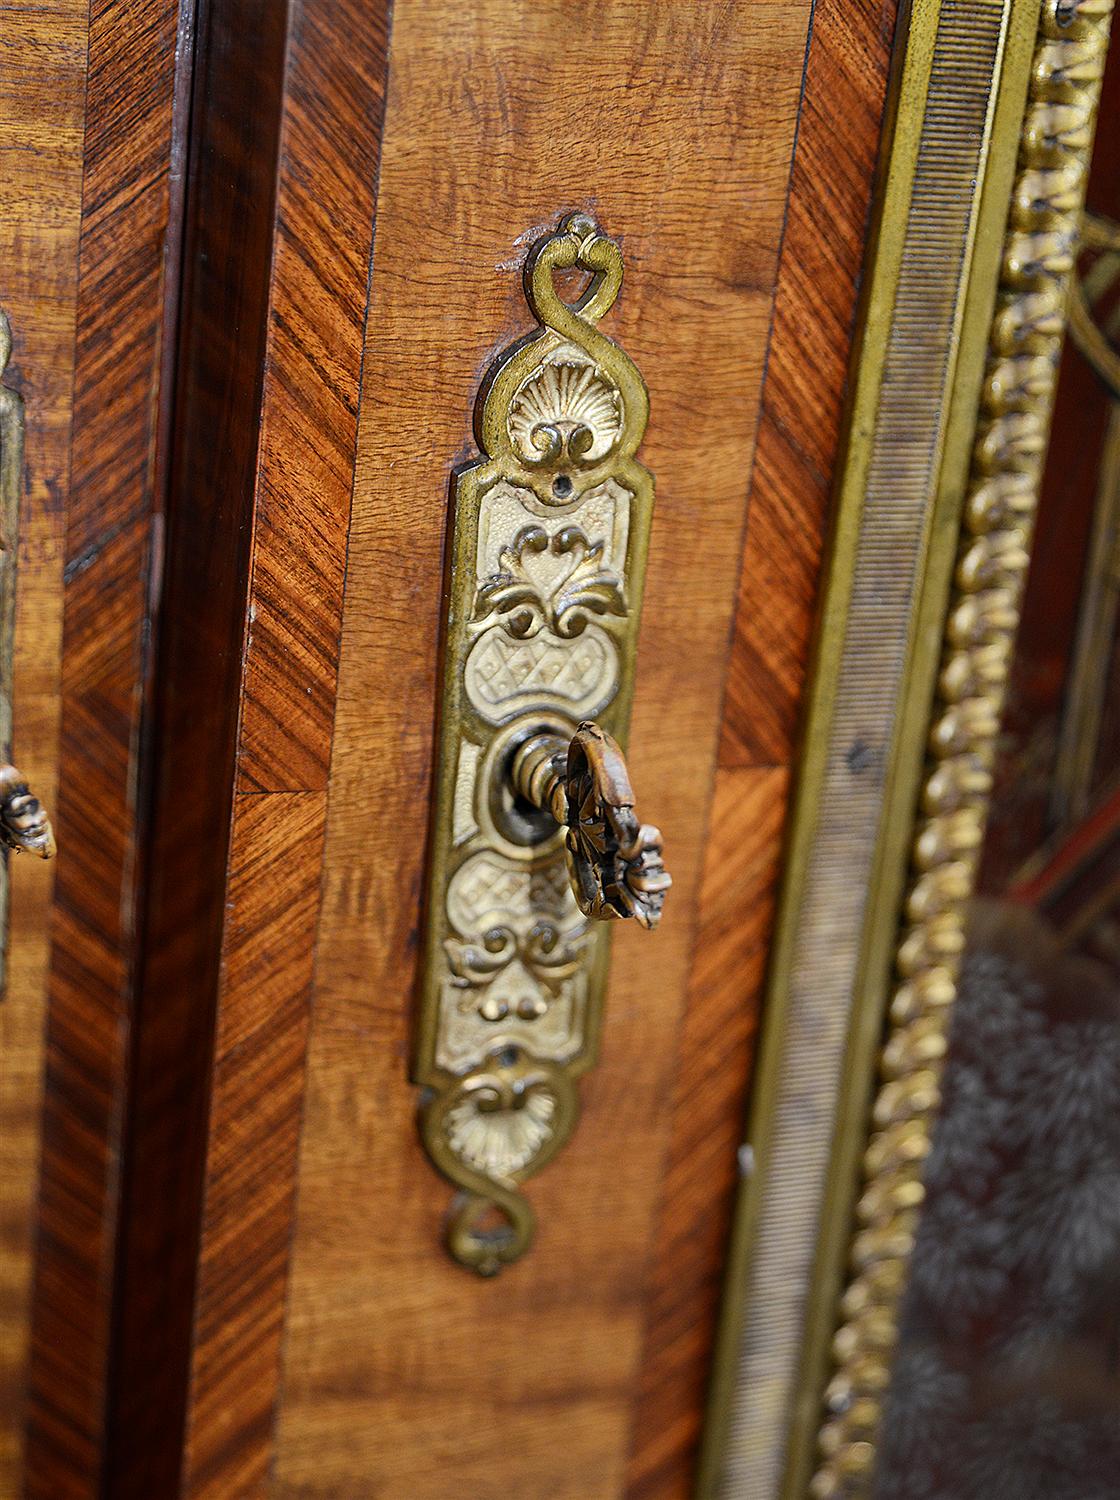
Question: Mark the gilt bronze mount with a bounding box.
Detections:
[414,214,666,1274]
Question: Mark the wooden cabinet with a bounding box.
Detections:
[3,1,1114,1497]
[0,5,183,1494]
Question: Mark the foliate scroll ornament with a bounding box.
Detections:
[416,214,657,1272]
[813,3,1115,1493]
[471,524,627,640]
[445,918,587,1023]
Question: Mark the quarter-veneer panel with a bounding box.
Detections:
[232,0,389,795]
[720,0,899,768]
[624,767,789,1497]
[271,2,813,1494]
[184,791,327,1498]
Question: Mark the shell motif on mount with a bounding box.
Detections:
[445,1082,558,1177]
[416,213,655,1275]
[507,357,623,466]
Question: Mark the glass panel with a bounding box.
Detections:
[877,35,1120,1500]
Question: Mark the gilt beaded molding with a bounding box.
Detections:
[813,4,1115,1493]
[701,1,1116,1496]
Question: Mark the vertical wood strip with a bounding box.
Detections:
[269,3,814,1494]
[626,769,791,1498]
[179,3,392,1495]
[626,5,900,1492]
[185,791,327,1497]
[0,5,90,1493]
[105,0,291,1489]
[720,0,901,770]
[28,7,188,1492]
[232,0,391,796]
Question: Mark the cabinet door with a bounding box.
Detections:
[3,2,897,1498]
[100,4,893,1499]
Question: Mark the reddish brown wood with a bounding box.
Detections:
[719,0,900,770]
[625,768,790,1496]
[182,3,391,1493]
[628,3,900,1492]
[231,0,390,797]
[0,5,89,1493]
[16,4,188,1496]
[100,0,291,1492]
[184,791,327,1497]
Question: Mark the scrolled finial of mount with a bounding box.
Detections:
[525,213,625,331]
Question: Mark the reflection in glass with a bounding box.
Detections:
[877,54,1120,1500]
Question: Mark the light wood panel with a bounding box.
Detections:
[270,3,813,1494]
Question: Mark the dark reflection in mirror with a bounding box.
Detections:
[876,41,1120,1500]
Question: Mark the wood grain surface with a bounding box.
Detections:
[22,6,189,1496]
[0,6,89,1493]
[720,0,900,770]
[625,3,900,1492]
[103,0,291,1492]
[180,3,392,1494]
[266,2,815,1495]
[624,767,790,1497]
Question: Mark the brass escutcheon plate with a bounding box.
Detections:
[414,214,655,1274]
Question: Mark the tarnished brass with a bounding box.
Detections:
[510,721,670,930]
[415,214,663,1275]
[0,311,55,991]
[0,766,55,860]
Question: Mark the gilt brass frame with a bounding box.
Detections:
[700,0,1115,1496]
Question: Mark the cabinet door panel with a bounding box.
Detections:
[2,1,898,1496]
[202,3,812,1496]
[275,36,803,1500]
